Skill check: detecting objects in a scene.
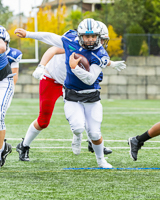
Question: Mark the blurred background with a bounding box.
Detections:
[1,0,160,99]
[2,0,160,62]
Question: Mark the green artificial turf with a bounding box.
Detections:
[1,98,160,200]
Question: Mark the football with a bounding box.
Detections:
[74,53,90,72]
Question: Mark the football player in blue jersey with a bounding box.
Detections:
[15,18,126,168]
[14,23,120,162]
[0,26,22,168]
[4,31,22,85]
[0,26,13,168]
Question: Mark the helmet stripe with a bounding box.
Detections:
[87,18,91,31]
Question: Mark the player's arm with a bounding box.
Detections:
[32,46,65,80]
[10,52,22,85]
[14,28,63,49]
[11,63,19,85]
[40,46,65,66]
[69,53,102,85]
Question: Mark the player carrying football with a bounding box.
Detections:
[15,19,126,168]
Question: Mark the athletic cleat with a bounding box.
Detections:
[97,157,112,168]
[16,139,30,161]
[1,139,12,167]
[72,134,82,155]
[104,147,112,155]
[128,137,144,161]
[87,140,94,153]
[87,140,112,155]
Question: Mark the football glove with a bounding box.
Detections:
[32,64,45,80]
[109,60,126,72]
[0,26,6,40]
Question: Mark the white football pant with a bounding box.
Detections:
[0,77,14,130]
[64,100,102,141]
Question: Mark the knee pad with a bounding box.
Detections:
[88,132,101,141]
[37,100,54,129]
[73,127,85,135]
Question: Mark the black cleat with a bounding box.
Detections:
[87,140,112,155]
[87,140,94,153]
[103,147,112,155]
[1,139,12,167]
[128,137,144,161]
[16,139,30,161]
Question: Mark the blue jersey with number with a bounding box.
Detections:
[6,47,22,65]
[0,53,8,70]
[61,30,109,91]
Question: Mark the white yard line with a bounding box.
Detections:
[6,112,160,115]
[11,146,160,149]
[7,138,160,142]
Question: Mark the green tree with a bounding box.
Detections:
[0,0,13,28]
[65,10,83,31]
[107,0,145,35]
[141,0,160,34]
[126,23,145,55]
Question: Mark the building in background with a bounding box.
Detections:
[39,0,114,13]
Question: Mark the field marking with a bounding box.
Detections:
[63,167,160,170]
[7,138,160,143]
[10,146,160,149]
[7,111,160,115]
[1,168,160,173]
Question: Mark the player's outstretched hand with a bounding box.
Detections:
[69,52,82,69]
[14,28,27,38]
[109,60,126,72]
[32,64,45,80]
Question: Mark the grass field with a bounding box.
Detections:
[1,98,160,200]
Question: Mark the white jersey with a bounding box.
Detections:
[45,53,66,85]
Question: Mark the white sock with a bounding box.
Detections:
[23,122,41,147]
[0,141,5,160]
[92,140,104,158]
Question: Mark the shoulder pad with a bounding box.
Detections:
[62,30,78,41]
[7,48,22,62]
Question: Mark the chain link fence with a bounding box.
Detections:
[123,33,160,58]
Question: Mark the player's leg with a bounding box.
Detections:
[128,122,160,161]
[64,100,85,155]
[84,101,112,168]
[16,76,63,161]
[0,77,14,167]
[85,123,112,155]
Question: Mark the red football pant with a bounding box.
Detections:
[37,76,63,128]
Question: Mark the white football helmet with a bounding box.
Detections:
[77,18,101,50]
[97,21,109,49]
[0,25,6,40]
[4,31,10,50]
[4,31,10,43]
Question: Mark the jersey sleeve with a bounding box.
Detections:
[71,64,102,85]
[7,48,22,63]
[61,30,78,46]
[91,47,110,69]
[26,31,64,49]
